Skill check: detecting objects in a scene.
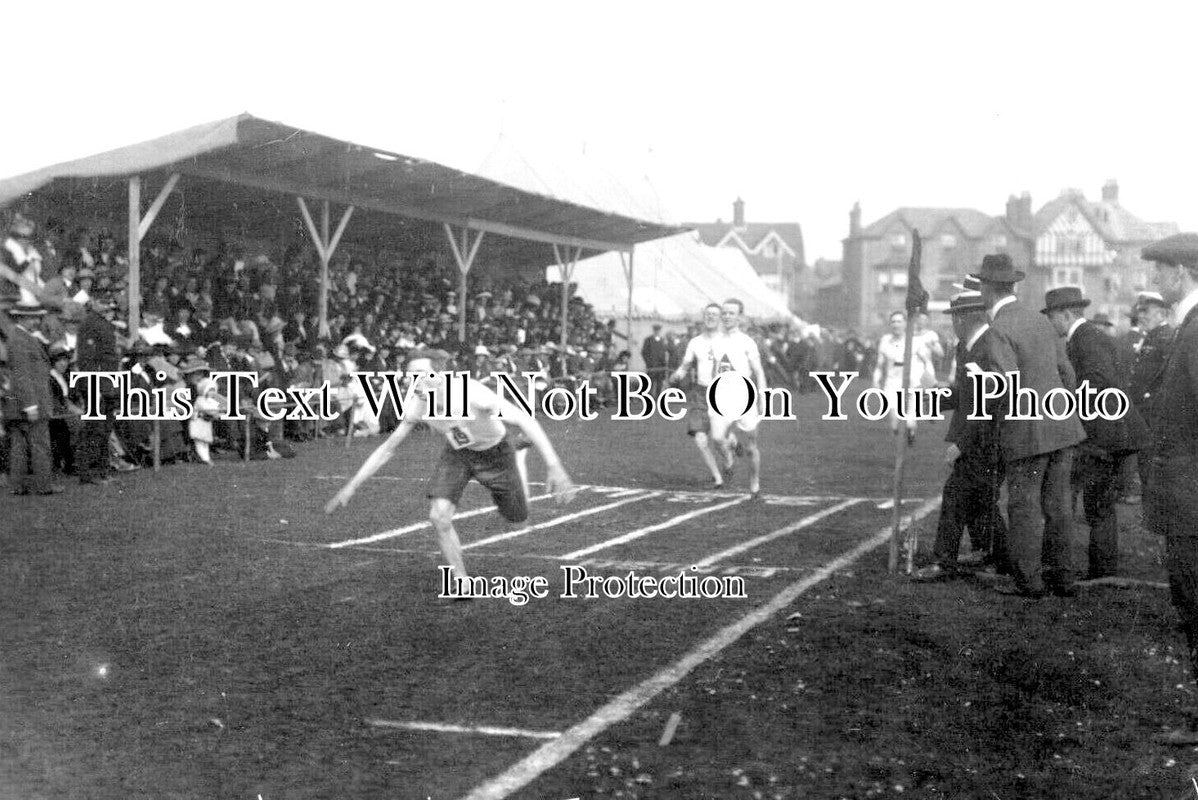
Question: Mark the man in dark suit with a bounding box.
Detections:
[913,291,1008,581]
[1139,233,1198,743]
[978,254,1087,597]
[3,302,62,495]
[1129,291,1175,492]
[641,324,670,387]
[1042,287,1148,579]
[74,297,121,484]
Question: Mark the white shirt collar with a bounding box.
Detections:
[1067,317,1086,342]
[1177,288,1198,327]
[988,294,1017,320]
[965,323,990,352]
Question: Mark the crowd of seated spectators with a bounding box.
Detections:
[3,211,912,487]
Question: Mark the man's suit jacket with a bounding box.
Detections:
[7,324,53,416]
[1066,320,1148,456]
[986,299,1086,461]
[943,329,1002,458]
[1131,323,1175,413]
[1147,302,1198,535]
[641,335,669,370]
[1152,304,1198,461]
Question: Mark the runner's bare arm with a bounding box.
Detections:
[668,342,696,385]
[324,399,423,513]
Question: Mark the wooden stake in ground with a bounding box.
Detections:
[888,230,926,573]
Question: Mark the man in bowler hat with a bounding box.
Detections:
[1042,286,1147,580]
[977,254,1086,597]
[912,291,1008,581]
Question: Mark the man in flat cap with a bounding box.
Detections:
[326,348,576,587]
[1043,287,1147,580]
[913,291,1007,581]
[978,254,1086,597]
[1140,233,1198,742]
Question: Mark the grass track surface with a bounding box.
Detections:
[1,390,1189,798]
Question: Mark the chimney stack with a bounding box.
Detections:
[733,197,745,228]
[849,202,861,236]
[1102,179,1119,203]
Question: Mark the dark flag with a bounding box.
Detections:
[904,231,928,315]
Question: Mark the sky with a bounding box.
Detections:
[5,1,1197,263]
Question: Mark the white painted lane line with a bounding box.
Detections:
[456,496,943,800]
[367,719,561,740]
[463,492,662,551]
[693,498,863,568]
[326,494,553,549]
[556,497,748,561]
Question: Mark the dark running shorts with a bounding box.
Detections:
[428,438,528,522]
[685,385,711,437]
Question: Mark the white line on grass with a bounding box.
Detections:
[555,497,748,560]
[456,495,942,800]
[367,719,561,740]
[693,498,863,568]
[326,494,554,549]
[463,492,663,551]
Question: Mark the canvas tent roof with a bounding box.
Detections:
[0,113,684,267]
[565,233,802,324]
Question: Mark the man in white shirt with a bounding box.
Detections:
[325,349,576,583]
[669,303,731,488]
[710,298,768,498]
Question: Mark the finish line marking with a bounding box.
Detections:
[463,492,663,550]
[367,719,560,740]
[556,497,748,560]
[455,496,943,800]
[694,498,863,567]
[326,494,554,549]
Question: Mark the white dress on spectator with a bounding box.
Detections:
[189,378,223,464]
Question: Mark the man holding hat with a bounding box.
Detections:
[978,254,1086,597]
[1139,233,1198,742]
[1043,286,1147,580]
[2,302,62,494]
[325,348,576,586]
[913,291,1007,581]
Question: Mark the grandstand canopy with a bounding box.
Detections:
[0,113,685,336]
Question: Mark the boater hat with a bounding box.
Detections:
[944,291,986,315]
[7,301,48,316]
[1040,286,1091,314]
[1135,290,1171,310]
[976,253,1026,284]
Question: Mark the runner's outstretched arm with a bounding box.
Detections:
[324,416,417,513]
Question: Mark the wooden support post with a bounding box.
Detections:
[297,197,353,341]
[621,249,635,345]
[137,173,181,243]
[554,245,581,378]
[128,176,141,335]
[152,418,161,472]
[443,224,485,344]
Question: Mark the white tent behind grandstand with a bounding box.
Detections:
[548,232,803,369]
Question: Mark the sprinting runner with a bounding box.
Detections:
[709,298,768,499]
[669,302,733,488]
[325,348,576,581]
